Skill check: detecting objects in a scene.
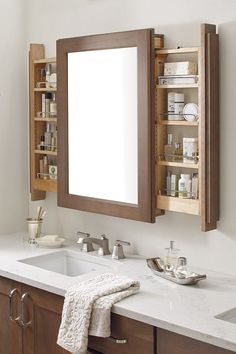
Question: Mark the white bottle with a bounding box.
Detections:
[178,174,191,198]
[174,93,184,120]
[183,137,198,163]
[167,92,175,120]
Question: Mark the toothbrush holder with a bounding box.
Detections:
[26,218,43,244]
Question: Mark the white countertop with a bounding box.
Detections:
[0,233,236,352]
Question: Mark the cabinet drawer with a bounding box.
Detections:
[88,313,154,354]
[156,328,234,354]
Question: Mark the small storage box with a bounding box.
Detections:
[164,61,197,76]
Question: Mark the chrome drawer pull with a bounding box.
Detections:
[8,288,20,321]
[19,293,32,327]
[108,336,128,344]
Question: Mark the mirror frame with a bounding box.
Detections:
[57,29,156,222]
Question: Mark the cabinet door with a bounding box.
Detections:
[0,276,22,354]
[156,328,234,354]
[88,313,155,354]
[21,285,70,354]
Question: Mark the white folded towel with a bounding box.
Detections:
[57,273,140,354]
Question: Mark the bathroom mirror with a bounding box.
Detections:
[57,29,156,222]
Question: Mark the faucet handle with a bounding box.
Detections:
[76,231,90,243]
[76,231,94,252]
[112,240,131,260]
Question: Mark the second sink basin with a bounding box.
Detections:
[18,250,111,277]
[215,308,236,324]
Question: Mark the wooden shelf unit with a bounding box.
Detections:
[158,161,199,169]
[155,24,219,231]
[29,44,57,201]
[158,119,198,126]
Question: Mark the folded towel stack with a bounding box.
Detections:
[57,273,140,354]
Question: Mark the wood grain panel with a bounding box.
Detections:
[0,277,22,354]
[156,328,234,354]
[88,313,155,354]
[57,29,156,222]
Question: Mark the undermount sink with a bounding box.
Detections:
[215,308,236,324]
[18,250,111,277]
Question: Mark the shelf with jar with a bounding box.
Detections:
[154,24,219,231]
[29,44,58,200]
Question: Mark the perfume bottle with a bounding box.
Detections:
[165,241,180,272]
[173,142,183,162]
[164,134,173,161]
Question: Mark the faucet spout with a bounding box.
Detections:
[77,234,110,256]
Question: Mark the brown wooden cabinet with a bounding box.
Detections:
[29,44,58,201]
[156,328,234,354]
[0,277,22,354]
[155,24,219,231]
[1,275,233,354]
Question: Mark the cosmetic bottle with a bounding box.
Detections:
[39,135,45,150]
[50,93,57,117]
[44,123,52,150]
[164,134,173,161]
[170,174,179,197]
[174,93,184,120]
[173,142,183,162]
[191,173,199,199]
[178,174,191,198]
[45,93,52,118]
[41,93,46,118]
[166,171,171,196]
[43,156,49,180]
[165,241,180,272]
[167,92,175,120]
[45,64,52,89]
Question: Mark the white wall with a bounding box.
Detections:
[0,0,28,234]
[27,0,236,275]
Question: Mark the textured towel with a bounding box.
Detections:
[57,273,140,354]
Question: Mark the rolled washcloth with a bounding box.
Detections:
[57,273,140,354]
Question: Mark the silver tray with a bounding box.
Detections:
[146,257,206,285]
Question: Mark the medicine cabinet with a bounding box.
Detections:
[29,24,219,231]
[29,44,58,200]
[155,24,219,231]
[56,29,158,222]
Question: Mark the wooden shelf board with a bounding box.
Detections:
[158,120,198,126]
[156,47,199,55]
[156,84,198,89]
[34,150,57,156]
[157,195,200,215]
[158,161,199,169]
[34,88,57,92]
[34,117,57,122]
[34,57,56,64]
[33,178,57,193]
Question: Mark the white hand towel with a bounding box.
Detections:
[57,273,140,354]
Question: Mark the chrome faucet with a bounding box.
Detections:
[77,233,111,256]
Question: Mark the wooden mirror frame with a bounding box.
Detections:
[57,28,156,222]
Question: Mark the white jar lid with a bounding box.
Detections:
[183,137,198,142]
[183,103,198,121]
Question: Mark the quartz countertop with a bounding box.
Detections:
[0,233,236,352]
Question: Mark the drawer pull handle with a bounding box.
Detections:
[108,336,128,344]
[8,288,20,322]
[19,293,32,327]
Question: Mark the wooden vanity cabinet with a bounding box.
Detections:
[156,328,234,354]
[0,277,22,354]
[0,276,233,354]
